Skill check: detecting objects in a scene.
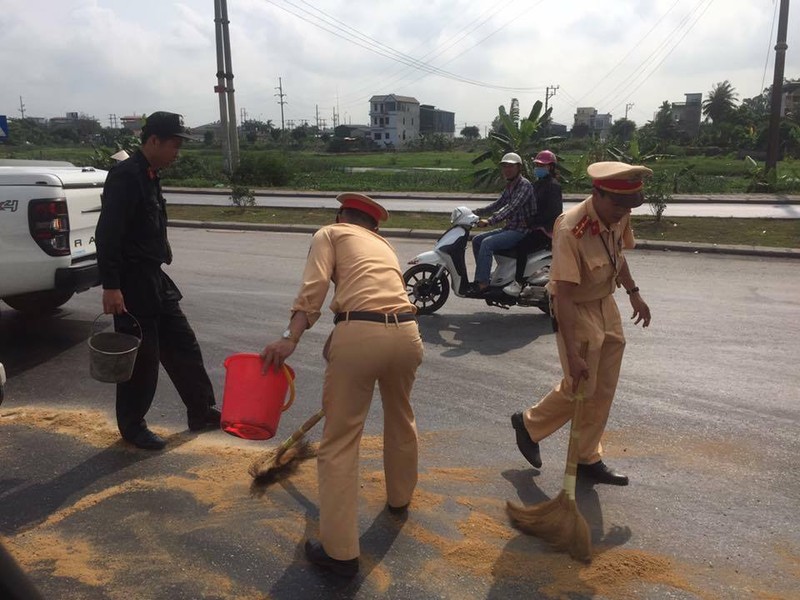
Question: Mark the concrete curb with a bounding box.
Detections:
[164,187,800,205]
[169,220,800,259]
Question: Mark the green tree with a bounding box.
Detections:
[702,80,739,124]
[471,100,559,188]
[460,125,480,139]
[652,101,677,149]
[609,118,637,144]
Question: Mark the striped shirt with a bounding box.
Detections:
[475,175,536,232]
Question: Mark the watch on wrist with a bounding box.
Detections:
[282,329,298,343]
[626,286,640,295]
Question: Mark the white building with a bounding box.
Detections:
[369,94,419,148]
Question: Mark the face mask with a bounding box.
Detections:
[533,166,549,179]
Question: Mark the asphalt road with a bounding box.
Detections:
[1,228,798,600]
[164,191,800,219]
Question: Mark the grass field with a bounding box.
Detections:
[167,205,800,248]
[3,145,800,194]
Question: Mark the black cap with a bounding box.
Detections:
[141,111,196,141]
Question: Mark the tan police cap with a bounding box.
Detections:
[336,192,389,223]
[588,161,653,207]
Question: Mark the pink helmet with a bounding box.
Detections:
[533,150,557,165]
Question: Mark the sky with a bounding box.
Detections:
[2,0,799,133]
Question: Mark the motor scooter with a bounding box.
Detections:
[403,206,551,315]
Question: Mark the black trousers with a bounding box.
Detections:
[514,230,552,283]
[114,270,215,439]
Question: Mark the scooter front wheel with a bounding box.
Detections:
[403,264,450,315]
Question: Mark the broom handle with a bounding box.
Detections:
[273,408,326,460]
[563,342,589,500]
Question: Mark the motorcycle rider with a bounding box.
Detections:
[503,149,564,296]
[469,152,536,295]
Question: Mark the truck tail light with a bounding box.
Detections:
[28,198,70,257]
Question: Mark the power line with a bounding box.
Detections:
[263,0,543,93]
[761,0,781,93]
[608,0,718,117]
[335,0,516,106]
[573,0,682,106]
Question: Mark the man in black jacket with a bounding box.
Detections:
[95,111,220,450]
[503,149,564,296]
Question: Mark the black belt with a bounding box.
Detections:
[334,311,417,324]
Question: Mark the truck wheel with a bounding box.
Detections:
[404,264,450,315]
[3,290,74,314]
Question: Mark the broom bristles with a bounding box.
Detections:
[506,492,592,562]
[248,438,316,484]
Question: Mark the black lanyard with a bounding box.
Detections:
[599,229,617,272]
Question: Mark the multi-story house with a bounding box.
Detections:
[369,94,420,148]
[573,107,612,140]
[671,93,703,138]
[419,104,455,138]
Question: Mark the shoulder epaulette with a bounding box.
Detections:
[572,215,590,238]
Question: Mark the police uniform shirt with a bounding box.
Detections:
[546,197,635,302]
[291,223,415,325]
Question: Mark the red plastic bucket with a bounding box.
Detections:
[221,353,296,440]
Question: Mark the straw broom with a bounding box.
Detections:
[248,409,324,484]
[506,347,592,562]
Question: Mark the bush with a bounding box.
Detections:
[232,152,293,186]
[230,185,256,212]
[162,154,220,182]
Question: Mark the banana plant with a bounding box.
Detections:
[471,100,563,189]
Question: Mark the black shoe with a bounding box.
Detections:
[125,428,166,450]
[511,412,541,468]
[386,502,409,516]
[465,282,488,297]
[188,406,222,432]
[577,461,629,486]
[304,539,359,578]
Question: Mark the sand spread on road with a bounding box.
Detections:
[2,407,793,599]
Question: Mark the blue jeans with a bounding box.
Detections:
[471,229,526,285]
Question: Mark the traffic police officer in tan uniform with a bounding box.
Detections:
[511,161,652,486]
[261,193,424,577]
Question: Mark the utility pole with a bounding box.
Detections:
[108,113,118,128]
[275,77,287,131]
[766,0,791,173]
[544,85,559,112]
[625,103,634,120]
[214,0,232,173]
[18,96,26,120]
[315,104,320,131]
[219,0,239,169]
[332,107,338,129]
[240,107,248,124]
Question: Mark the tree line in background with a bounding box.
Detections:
[2,77,799,202]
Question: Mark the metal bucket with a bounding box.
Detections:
[88,313,141,383]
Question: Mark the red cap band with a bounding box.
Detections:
[341,198,383,223]
[593,178,644,194]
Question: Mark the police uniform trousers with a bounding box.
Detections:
[523,294,625,464]
[317,319,423,560]
[114,266,215,440]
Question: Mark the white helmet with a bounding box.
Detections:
[500,152,522,165]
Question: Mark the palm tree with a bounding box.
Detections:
[702,81,739,124]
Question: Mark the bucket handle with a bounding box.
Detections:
[92,312,142,341]
[281,364,296,412]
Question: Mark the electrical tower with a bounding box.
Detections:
[545,85,559,112]
[624,103,634,119]
[275,77,287,131]
[18,96,26,119]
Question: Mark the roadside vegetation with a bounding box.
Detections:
[167,205,799,249]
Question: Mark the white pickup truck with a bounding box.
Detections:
[0,160,106,314]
